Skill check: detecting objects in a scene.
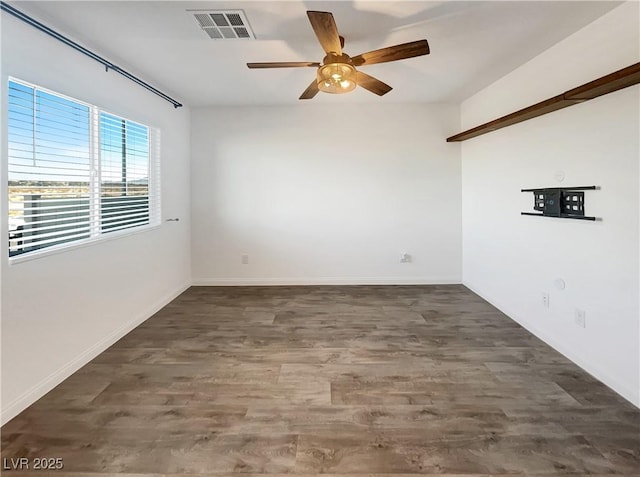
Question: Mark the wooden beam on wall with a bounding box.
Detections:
[447,62,640,143]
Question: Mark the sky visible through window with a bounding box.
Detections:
[8,81,150,184]
[100,112,150,195]
[8,81,91,183]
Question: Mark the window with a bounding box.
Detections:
[7,79,160,259]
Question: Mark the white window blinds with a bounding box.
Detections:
[100,112,152,233]
[8,79,160,258]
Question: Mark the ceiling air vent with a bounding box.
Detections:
[190,10,255,40]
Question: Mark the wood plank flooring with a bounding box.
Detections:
[2,285,639,475]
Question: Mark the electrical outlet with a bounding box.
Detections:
[241,253,249,265]
[542,292,550,308]
[575,308,586,328]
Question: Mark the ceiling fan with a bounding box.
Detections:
[247,11,430,100]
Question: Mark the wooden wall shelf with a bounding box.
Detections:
[447,62,640,142]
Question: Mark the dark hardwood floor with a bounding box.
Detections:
[2,285,639,475]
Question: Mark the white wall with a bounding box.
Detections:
[461,2,639,406]
[1,14,192,423]
[191,103,461,285]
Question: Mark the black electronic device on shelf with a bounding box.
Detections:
[521,186,598,221]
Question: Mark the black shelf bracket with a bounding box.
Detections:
[521,186,598,221]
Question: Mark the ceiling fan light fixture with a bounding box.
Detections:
[317,63,357,94]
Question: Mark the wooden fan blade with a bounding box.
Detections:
[307,11,342,55]
[356,71,392,96]
[351,39,430,66]
[247,62,320,69]
[299,79,320,100]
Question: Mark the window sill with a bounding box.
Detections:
[8,223,161,265]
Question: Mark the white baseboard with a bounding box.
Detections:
[463,280,640,409]
[0,282,191,426]
[192,276,462,286]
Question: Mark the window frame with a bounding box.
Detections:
[6,77,161,264]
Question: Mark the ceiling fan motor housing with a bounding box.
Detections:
[317,53,357,94]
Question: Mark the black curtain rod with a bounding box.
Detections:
[0,1,183,108]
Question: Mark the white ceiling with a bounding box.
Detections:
[10,1,621,107]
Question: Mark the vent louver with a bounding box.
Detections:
[191,10,254,40]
